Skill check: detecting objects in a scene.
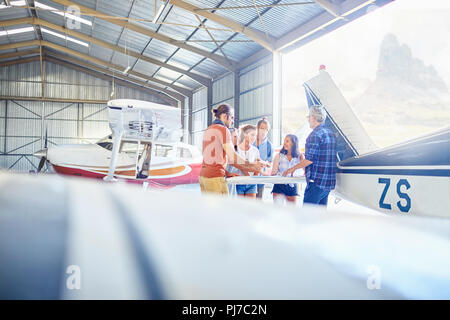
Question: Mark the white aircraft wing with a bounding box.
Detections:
[1,173,449,299]
[107,99,181,144]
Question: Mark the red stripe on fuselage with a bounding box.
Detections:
[52,163,202,188]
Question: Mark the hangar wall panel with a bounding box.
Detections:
[192,87,208,148]
[212,73,234,109]
[0,100,4,117]
[183,96,189,143]
[44,62,168,104]
[187,57,275,147]
[0,100,111,173]
[0,61,41,97]
[239,59,273,124]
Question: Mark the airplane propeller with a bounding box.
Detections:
[35,128,48,173]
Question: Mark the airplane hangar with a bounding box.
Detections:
[0,0,393,172]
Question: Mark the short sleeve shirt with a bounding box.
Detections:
[304,124,337,191]
[200,121,232,178]
[228,145,260,175]
[254,139,273,162]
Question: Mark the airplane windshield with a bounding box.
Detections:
[95,136,192,159]
[96,135,113,151]
[97,141,113,151]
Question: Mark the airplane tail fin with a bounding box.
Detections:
[303,68,377,161]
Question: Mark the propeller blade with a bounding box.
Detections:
[44,127,48,149]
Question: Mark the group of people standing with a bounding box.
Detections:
[198,103,337,206]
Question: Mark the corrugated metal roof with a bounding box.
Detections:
[110,51,138,68]
[156,67,184,82]
[133,59,160,75]
[89,43,114,61]
[96,0,133,21]
[90,19,123,44]
[116,28,151,53]
[127,0,160,32]
[174,74,200,89]
[191,57,227,78]
[35,8,65,26]
[143,37,178,62]
[169,48,205,70]
[0,0,392,100]
[248,1,324,38]
[0,6,29,20]
[0,25,37,45]
[73,0,97,9]
[158,6,199,41]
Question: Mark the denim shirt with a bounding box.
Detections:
[212,119,227,127]
[253,138,273,162]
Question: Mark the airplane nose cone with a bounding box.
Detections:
[34,148,47,158]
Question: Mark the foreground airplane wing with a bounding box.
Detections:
[0,173,449,299]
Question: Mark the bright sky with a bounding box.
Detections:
[282,0,450,107]
[281,0,450,146]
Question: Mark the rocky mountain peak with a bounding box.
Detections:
[376,33,447,92]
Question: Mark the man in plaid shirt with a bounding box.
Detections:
[282,105,337,206]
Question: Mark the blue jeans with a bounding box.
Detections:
[236,184,257,195]
[303,183,330,206]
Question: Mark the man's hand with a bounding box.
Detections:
[248,159,266,173]
[226,172,240,178]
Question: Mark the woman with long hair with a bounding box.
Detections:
[271,134,304,204]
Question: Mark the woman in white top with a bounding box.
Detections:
[230,124,261,198]
[271,134,304,204]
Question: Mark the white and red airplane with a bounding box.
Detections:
[34,99,202,188]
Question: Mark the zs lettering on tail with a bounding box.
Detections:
[378,178,411,213]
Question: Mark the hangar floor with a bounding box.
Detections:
[170,182,383,217]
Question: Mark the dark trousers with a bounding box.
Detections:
[303,183,330,206]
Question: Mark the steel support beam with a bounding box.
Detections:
[188,95,193,144]
[39,45,44,97]
[4,100,7,155]
[315,0,342,17]
[0,49,40,61]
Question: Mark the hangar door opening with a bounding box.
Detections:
[281,0,450,148]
